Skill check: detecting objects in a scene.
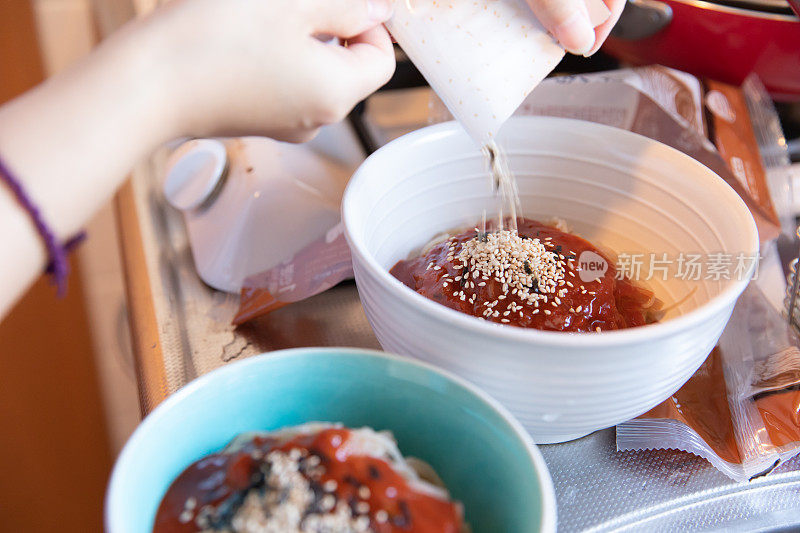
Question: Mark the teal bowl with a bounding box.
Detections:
[106,348,556,532]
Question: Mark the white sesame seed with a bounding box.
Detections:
[321,494,335,511]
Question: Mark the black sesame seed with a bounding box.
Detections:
[528,278,540,293]
[523,260,533,275]
[392,501,412,527]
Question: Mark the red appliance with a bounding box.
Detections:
[604,0,800,101]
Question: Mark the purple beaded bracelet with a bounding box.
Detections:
[0,155,85,297]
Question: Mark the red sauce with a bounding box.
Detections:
[390,219,656,332]
[154,428,463,533]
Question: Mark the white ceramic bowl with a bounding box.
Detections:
[343,117,759,443]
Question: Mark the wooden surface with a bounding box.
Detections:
[0,1,112,530]
[115,180,169,413]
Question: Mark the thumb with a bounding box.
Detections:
[527,0,596,55]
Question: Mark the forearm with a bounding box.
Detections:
[0,17,173,317]
[0,0,396,319]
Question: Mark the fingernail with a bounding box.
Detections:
[554,11,596,55]
[582,43,602,58]
[368,0,394,23]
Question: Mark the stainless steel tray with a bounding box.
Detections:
[130,153,800,531]
[126,89,800,530]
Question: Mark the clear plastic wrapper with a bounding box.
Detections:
[617,283,800,482]
[743,75,795,236]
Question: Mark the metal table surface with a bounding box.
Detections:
[116,144,800,532]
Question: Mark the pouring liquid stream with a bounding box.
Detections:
[482,141,520,235]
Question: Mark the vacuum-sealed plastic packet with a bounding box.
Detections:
[741,75,795,236]
[386,0,610,144]
[232,223,353,325]
[705,76,795,238]
[617,284,800,482]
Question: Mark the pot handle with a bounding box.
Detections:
[610,0,673,40]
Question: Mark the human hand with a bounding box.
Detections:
[526,0,626,56]
[143,0,396,143]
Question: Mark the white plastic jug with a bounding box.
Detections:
[162,124,364,293]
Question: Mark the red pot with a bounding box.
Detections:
[604,0,800,101]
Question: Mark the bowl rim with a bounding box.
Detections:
[342,117,760,348]
[105,347,557,533]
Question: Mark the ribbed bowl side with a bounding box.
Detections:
[355,258,734,443]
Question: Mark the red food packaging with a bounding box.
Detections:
[617,284,800,481]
